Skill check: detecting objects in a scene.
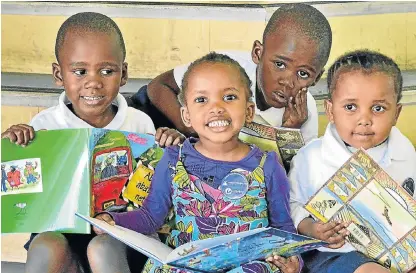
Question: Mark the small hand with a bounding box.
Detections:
[312,220,350,249]
[1,124,36,147]
[282,88,308,129]
[266,255,299,273]
[93,213,115,235]
[155,127,185,148]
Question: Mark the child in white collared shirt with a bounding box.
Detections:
[289,50,416,273]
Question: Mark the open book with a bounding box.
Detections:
[1,128,162,233]
[76,213,328,273]
[304,149,416,273]
[239,122,304,171]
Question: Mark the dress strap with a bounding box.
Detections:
[259,152,267,168]
[251,152,268,184]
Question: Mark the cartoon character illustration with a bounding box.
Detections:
[15,202,27,215]
[100,153,118,180]
[137,144,164,168]
[7,165,22,189]
[2,164,7,192]
[117,151,128,166]
[382,206,392,226]
[24,161,39,184]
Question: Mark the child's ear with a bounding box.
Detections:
[245,101,255,123]
[52,63,63,87]
[324,99,335,123]
[311,69,325,87]
[251,40,263,65]
[180,106,192,128]
[393,103,402,125]
[121,62,128,87]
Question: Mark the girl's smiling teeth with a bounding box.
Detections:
[207,120,230,127]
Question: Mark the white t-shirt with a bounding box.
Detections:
[289,123,416,253]
[30,92,156,134]
[173,51,318,144]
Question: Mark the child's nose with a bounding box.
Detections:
[85,74,103,89]
[278,72,295,89]
[358,111,372,126]
[209,101,225,114]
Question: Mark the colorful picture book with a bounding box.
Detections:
[304,149,416,273]
[76,213,328,273]
[1,128,163,234]
[239,122,304,171]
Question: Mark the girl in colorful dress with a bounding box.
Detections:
[95,52,301,273]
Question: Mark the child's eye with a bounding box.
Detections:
[372,105,386,113]
[344,104,357,111]
[194,97,207,103]
[224,94,237,101]
[73,69,86,76]
[274,62,286,69]
[101,69,114,76]
[297,70,310,79]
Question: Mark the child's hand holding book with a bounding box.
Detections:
[155,127,185,147]
[299,218,350,249]
[1,124,36,147]
[266,255,300,273]
[93,213,115,235]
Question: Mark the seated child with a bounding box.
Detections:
[95,52,302,273]
[129,3,333,144]
[2,12,184,273]
[289,49,416,273]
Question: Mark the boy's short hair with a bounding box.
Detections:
[55,12,126,62]
[264,3,332,69]
[327,49,403,102]
[178,52,252,106]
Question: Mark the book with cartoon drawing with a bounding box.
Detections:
[304,149,416,273]
[76,213,328,273]
[239,122,304,171]
[1,128,163,234]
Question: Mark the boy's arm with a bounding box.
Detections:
[288,152,349,248]
[287,152,313,231]
[109,150,174,234]
[147,69,194,136]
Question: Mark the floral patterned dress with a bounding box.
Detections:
[142,146,281,273]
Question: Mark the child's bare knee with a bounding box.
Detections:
[87,234,124,261]
[26,232,73,271]
[87,234,128,269]
[29,232,70,257]
[354,262,391,273]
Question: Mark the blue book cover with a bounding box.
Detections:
[76,213,328,273]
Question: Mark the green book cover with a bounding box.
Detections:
[1,129,91,233]
[1,128,161,234]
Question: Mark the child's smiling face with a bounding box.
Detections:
[325,70,402,150]
[53,29,127,123]
[180,62,254,145]
[252,19,324,110]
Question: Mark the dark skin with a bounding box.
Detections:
[146,19,325,136]
[2,29,184,147]
[251,19,324,128]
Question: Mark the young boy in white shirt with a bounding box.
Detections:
[129,3,333,144]
[2,12,183,273]
[289,50,416,273]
